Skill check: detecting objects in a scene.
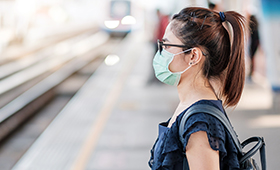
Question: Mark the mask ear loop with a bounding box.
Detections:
[176,64,192,74]
[167,48,193,74]
[174,48,192,56]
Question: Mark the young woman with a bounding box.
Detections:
[149,7,246,170]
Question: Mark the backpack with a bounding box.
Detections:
[179,104,266,170]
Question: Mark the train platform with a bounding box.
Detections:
[12,30,279,169]
[11,30,175,170]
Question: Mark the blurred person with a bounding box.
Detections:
[248,15,260,80]
[208,1,217,10]
[148,9,169,84]
[149,7,247,169]
[154,9,170,54]
[207,0,223,11]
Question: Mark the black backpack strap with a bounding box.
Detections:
[260,138,266,170]
[179,104,242,153]
[179,104,266,170]
[240,136,266,170]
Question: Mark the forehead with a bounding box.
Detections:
[163,23,183,44]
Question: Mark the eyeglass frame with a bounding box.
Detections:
[157,39,206,56]
[157,39,191,54]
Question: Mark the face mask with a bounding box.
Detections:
[153,48,192,86]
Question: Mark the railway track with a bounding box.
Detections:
[0,29,126,169]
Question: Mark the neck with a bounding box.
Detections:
[177,74,217,107]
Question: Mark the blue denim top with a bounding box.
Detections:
[148,100,240,170]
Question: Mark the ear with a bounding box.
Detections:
[189,48,204,65]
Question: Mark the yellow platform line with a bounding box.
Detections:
[71,47,138,170]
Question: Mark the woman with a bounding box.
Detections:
[149,7,246,170]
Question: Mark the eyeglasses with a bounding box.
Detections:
[157,39,189,54]
[157,39,207,56]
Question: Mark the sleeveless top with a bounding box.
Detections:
[148,100,240,170]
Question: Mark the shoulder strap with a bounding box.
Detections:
[179,104,242,153]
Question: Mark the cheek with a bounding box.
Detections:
[168,55,187,72]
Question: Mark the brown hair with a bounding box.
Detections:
[171,7,247,107]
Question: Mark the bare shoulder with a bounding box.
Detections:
[186,131,211,150]
[186,131,219,170]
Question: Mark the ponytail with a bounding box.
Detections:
[222,11,247,107]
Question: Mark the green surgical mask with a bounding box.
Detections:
[153,48,192,86]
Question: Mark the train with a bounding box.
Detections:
[100,0,137,36]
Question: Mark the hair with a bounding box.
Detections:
[170,7,247,107]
